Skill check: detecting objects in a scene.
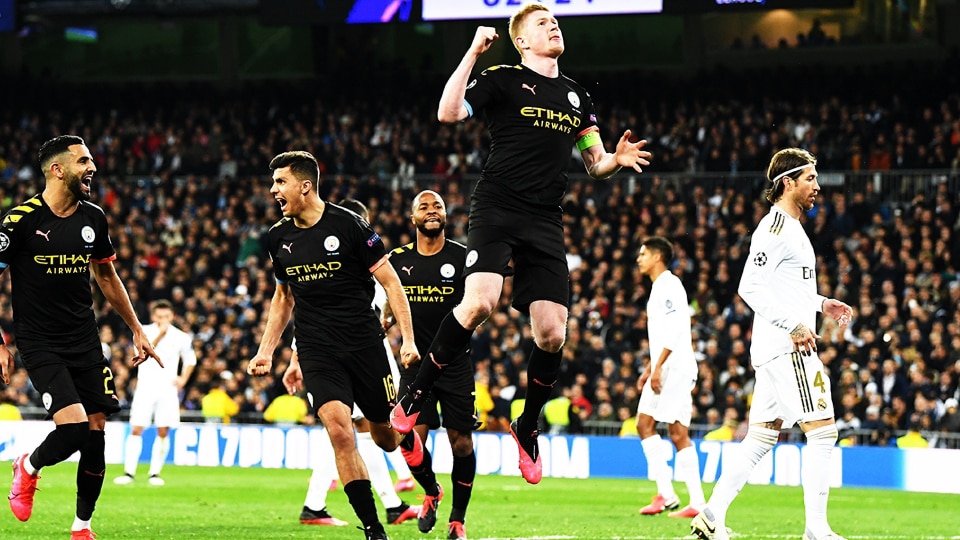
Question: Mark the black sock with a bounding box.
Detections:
[343,479,380,528]
[519,347,563,436]
[449,452,476,523]
[31,422,90,470]
[409,448,439,496]
[408,313,473,398]
[76,430,105,521]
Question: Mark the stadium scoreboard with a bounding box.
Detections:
[260,0,856,25]
[422,0,663,21]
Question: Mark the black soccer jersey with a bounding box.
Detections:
[464,64,600,208]
[0,195,115,353]
[267,203,387,352]
[389,239,467,356]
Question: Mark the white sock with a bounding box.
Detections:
[640,434,676,499]
[303,428,337,511]
[123,434,143,477]
[676,446,705,507]
[803,424,838,537]
[707,426,778,524]
[148,435,170,477]
[23,453,38,476]
[385,447,412,481]
[72,516,91,532]
[357,431,402,509]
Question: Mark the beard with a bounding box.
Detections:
[416,220,444,239]
[65,171,91,201]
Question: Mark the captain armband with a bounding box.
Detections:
[576,130,601,152]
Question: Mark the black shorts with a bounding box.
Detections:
[22,347,120,417]
[298,342,397,424]
[465,200,569,314]
[400,353,477,432]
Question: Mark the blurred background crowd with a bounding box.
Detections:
[1,1,959,450]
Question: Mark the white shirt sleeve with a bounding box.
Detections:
[738,231,805,333]
[663,277,692,354]
[179,330,198,368]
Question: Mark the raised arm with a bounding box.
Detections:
[580,129,652,180]
[438,26,499,124]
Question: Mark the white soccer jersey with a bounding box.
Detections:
[647,271,697,375]
[739,206,826,367]
[138,322,197,386]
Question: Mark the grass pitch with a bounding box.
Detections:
[2,463,959,539]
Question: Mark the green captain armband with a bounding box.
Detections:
[576,130,601,152]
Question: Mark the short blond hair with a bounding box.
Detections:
[508,3,550,56]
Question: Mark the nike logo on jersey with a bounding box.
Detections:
[35,229,51,242]
[281,243,293,253]
[521,83,536,95]
[402,265,413,275]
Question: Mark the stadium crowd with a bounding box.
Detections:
[1,60,959,447]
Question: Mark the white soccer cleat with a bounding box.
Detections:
[690,508,730,540]
[113,474,134,485]
[148,475,166,486]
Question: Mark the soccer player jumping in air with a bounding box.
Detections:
[391,3,652,485]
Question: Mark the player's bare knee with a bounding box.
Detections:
[448,432,474,457]
[535,329,565,353]
[366,423,398,451]
[636,415,656,438]
[669,430,691,449]
[325,425,357,450]
[458,302,494,328]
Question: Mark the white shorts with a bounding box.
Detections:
[128,385,182,428]
[351,338,401,421]
[750,351,835,427]
[637,366,697,427]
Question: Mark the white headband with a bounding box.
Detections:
[771,164,810,184]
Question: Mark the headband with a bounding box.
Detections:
[770,164,811,184]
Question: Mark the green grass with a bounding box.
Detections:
[2,463,959,539]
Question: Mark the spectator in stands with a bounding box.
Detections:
[0,393,22,421]
[0,57,957,456]
[939,398,960,433]
[703,408,740,442]
[896,420,929,448]
[201,376,240,423]
[263,393,309,425]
